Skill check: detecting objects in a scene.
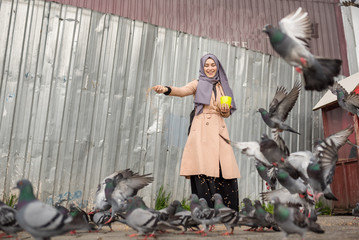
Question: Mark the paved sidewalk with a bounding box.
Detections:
[9,215,359,240]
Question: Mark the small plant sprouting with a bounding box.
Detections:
[154,185,171,210]
[3,193,18,208]
[315,199,332,215]
[181,198,190,211]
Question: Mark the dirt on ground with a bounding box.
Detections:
[7,215,359,240]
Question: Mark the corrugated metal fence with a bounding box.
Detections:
[0,0,327,209]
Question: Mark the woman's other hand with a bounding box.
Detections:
[152,85,168,94]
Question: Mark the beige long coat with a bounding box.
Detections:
[169,80,240,179]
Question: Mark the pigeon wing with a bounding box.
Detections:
[279,7,312,50]
[273,81,301,121]
[346,92,359,108]
[325,125,354,150]
[271,128,290,156]
[0,205,17,226]
[317,140,338,185]
[269,86,288,114]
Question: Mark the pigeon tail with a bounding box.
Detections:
[303,58,342,91]
[281,123,300,135]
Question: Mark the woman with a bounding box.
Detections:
[153,53,240,210]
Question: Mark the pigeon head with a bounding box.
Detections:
[277,168,289,180]
[199,198,209,209]
[262,24,284,43]
[212,193,226,209]
[15,179,36,209]
[242,198,252,206]
[104,178,115,198]
[336,89,345,100]
[258,108,268,115]
[260,133,270,141]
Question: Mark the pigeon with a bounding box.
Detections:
[260,134,300,179]
[103,177,133,225]
[260,188,314,209]
[220,135,271,167]
[272,198,324,239]
[275,168,308,196]
[54,200,69,216]
[0,200,22,238]
[258,81,301,134]
[352,203,359,219]
[212,193,244,235]
[67,204,95,233]
[338,0,359,8]
[120,196,180,238]
[263,7,342,91]
[239,198,260,231]
[253,200,280,231]
[92,169,153,213]
[14,179,92,240]
[255,161,277,190]
[307,139,339,201]
[330,82,359,116]
[167,200,200,233]
[189,194,221,236]
[89,210,116,231]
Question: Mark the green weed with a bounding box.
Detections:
[154,185,171,210]
[3,193,18,208]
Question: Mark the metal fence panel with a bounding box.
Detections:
[0,0,326,209]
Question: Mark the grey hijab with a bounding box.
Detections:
[194,54,237,115]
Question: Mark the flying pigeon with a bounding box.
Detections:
[92,169,153,213]
[255,161,277,190]
[260,188,314,209]
[0,200,22,238]
[189,194,221,236]
[330,82,359,116]
[338,0,359,8]
[352,203,359,219]
[263,8,342,91]
[307,139,339,201]
[260,134,300,179]
[258,81,301,134]
[14,179,92,240]
[120,196,180,238]
[272,198,324,239]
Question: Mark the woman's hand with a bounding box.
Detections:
[220,103,231,113]
[152,85,168,94]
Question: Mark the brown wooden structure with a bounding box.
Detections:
[313,73,359,213]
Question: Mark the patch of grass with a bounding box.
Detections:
[3,193,18,208]
[315,199,332,215]
[154,185,171,210]
[181,198,190,211]
[264,202,274,215]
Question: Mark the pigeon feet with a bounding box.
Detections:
[195,230,204,234]
[201,232,208,237]
[69,230,77,235]
[295,67,302,73]
[209,225,215,231]
[129,233,138,238]
[221,232,233,236]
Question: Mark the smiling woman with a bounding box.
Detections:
[152,53,241,211]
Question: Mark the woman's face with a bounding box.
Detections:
[204,58,217,78]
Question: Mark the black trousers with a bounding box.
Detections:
[190,168,239,211]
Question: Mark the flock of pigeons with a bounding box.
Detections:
[1,4,359,240]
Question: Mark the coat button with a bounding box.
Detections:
[206,122,209,125]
